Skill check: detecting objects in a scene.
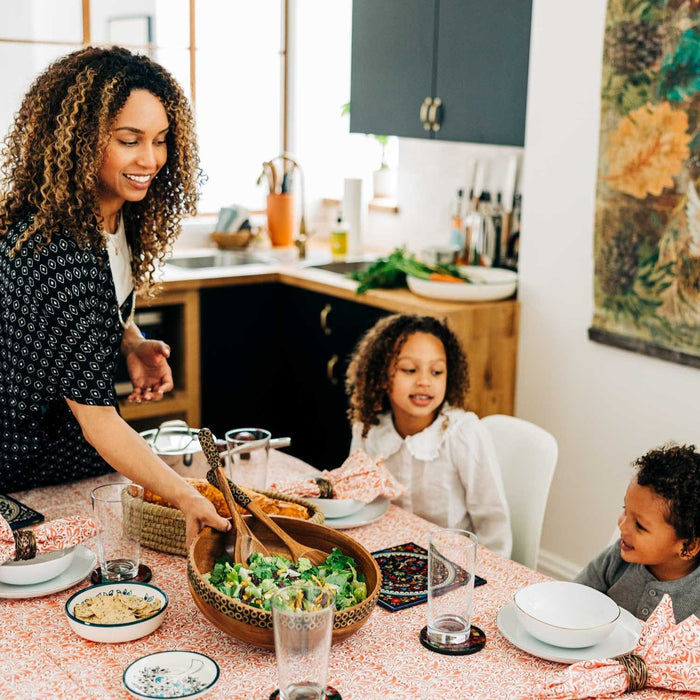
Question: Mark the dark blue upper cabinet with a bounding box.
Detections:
[350,0,532,146]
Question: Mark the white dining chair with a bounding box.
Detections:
[481,414,558,570]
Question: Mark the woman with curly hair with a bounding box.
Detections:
[346,314,511,557]
[0,46,230,546]
[575,443,700,622]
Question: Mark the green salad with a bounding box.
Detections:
[203,548,367,611]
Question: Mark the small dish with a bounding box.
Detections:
[513,581,620,648]
[322,497,390,530]
[65,581,168,643]
[407,266,517,302]
[305,497,365,519]
[0,545,95,599]
[123,650,219,699]
[0,546,76,585]
[497,601,641,664]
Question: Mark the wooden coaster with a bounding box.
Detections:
[269,686,341,699]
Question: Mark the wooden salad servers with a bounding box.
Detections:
[199,435,329,566]
[197,428,270,564]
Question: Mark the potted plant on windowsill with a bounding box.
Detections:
[341,103,396,199]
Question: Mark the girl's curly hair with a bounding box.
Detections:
[635,443,700,549]
[0,46,203,293]
[346,314,469,437]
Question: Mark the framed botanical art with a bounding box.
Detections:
[590,0,700,368]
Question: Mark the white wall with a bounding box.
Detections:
[518,0,700,577]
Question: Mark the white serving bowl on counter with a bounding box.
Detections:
[0,546,76,585]
[305,497,365,519]
[513,581,620,648]
[65,581,168,643]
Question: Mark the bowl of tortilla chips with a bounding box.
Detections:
[65,581,168,643]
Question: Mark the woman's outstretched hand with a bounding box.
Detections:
[125,338,174,402]
[182,492,232,550]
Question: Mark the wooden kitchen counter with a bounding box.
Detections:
[129,257,519,434]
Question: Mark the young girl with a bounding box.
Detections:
[346,314,512,557]
[575,443,700,622]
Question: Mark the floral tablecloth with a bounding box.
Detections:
[2,452,689,699]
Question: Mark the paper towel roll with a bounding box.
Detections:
[343,178,364,255]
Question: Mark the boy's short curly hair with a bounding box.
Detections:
[634,443,700,545]
[345,314,469,437]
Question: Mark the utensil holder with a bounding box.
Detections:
[266,193,296,247]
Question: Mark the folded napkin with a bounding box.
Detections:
[1,513,98,563]
[269,449,405,504]
[529,595,700,699]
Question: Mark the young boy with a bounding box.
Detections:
[575,443,700,622]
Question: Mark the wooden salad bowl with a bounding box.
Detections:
[187,516,382,649]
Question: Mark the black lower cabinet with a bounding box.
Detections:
[199,282,388,471]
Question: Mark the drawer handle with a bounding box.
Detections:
[420,96,432,130]
[428,97,442,131]
[326,354,339,385]
[320,303,332,335]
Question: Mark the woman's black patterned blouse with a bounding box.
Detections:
[0,219,131,492]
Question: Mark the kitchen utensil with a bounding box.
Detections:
[187,518,381,649]
[205,468,329,566]
[197,428,270,564]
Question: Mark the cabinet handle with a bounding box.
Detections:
[420,97,432,131]
[320,303,332,335]
[428,97,442,132]
[326,354,339,385]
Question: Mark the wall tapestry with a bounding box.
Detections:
[590,0,700,368]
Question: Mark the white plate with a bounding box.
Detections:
[123,650,220,699]
[306,497,366,519]
[0,546,76,585]
[497,601,641,664]
[322,497,390,529]
[407,266,517,302]
[0,545,96,599]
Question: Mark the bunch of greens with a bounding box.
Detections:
[204,547,367,611]
[350,247,471,294]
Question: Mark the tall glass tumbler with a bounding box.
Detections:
[427,528,478,646]
[91,482,144,581]
[225,428,271,491]
[271,584,335,700]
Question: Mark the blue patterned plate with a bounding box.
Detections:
[123,650,219,699]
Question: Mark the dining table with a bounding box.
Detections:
[2,450,688,700]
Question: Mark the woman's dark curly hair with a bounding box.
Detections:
[346,314,469,437]
[634,443,700,550]
[0,46,203,293]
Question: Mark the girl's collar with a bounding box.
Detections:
[366,404,455,461]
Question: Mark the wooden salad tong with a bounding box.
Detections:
[198,428,270,564]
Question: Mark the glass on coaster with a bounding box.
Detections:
[91,563,152,585]
[422,528,485,655]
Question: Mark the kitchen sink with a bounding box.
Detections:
[306,259,376,275]
[167,251,275,269]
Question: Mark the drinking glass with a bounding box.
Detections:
[271,584,335,700]
[91,482,144,581]
[427,528,478,646]
[225,428,271,491]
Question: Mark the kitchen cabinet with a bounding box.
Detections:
[198,283,387,471]
[350,0,532,146]
[278,287,389,470]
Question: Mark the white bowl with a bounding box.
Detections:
[0,546,76,585]
[305,497,366,519]
[407,266,517,302]
[65,581,168,643]
[513,581,620,648]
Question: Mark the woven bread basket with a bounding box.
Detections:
[133,490,324,557]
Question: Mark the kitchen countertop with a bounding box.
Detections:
[154,246,518,315]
